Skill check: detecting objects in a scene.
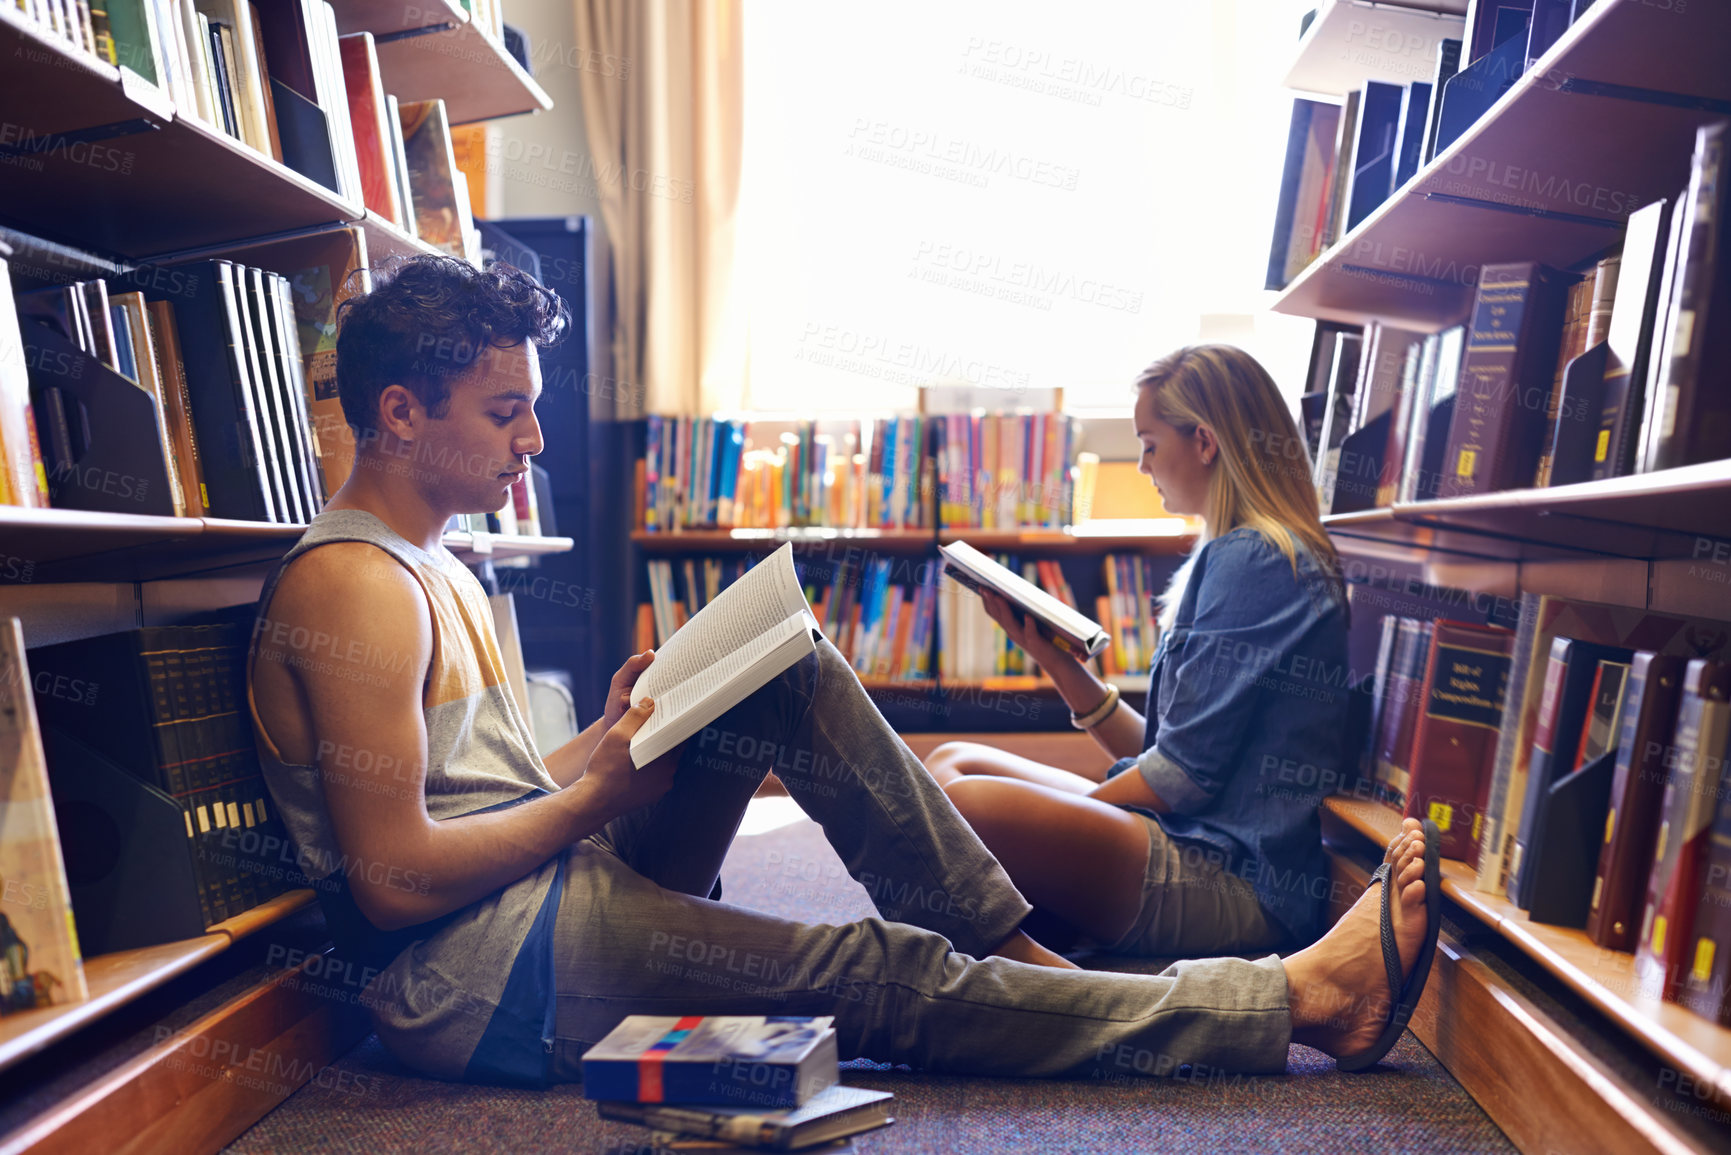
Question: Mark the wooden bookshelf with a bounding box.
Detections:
[1323,459,1731,561]
[0,507,572,582]
[942,524,1197,555]
[371,18,552,125]
[0,13,366,259]
[0,889,314,1075]
[631,527,936,552]
[1275,1,1731,328]
[332,0,470,38]
[1323,796,1731,1105]
[1283,0,1466,97]
[630,524,1199,556]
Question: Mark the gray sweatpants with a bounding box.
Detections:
[548,638,1293,1081]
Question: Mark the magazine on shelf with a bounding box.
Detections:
[939,541,1110,659]
[628,543,821,768]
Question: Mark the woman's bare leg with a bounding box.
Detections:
[923,740,1109,791]
[942,775,1151,944]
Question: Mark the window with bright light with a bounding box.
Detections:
[734,0,1318,417]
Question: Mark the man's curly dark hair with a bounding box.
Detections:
[334,255,570,438]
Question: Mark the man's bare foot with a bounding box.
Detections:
[1284,817,1430,1061]
[993,928,1082,970]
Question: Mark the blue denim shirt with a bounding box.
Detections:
[1108,526,1350,944]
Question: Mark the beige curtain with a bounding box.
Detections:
[572,0,745,418]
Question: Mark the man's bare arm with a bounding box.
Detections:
[265,545,677,931]
[541,650,656,788]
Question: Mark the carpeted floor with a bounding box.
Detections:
[223,806,1517,1154]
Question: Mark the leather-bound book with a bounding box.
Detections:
[1404,620,1515,863]
[1634,660,1731,1002]
[1437,261,1571,498]
[1588,653,1686,949]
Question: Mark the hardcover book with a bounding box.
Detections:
[1634,660,1731,1002]
[1437,261,1570,498]
[1592,198,1673,482]
[1643,122,1731,473]
[0,619,90,1016]
[582,1016,839,1108]
[1403,620,1513,862]
[596,1083,894,1151]
[1477,595,1731,897]
[337,32,404,227]
[1509,638,1633,909]
[1587,654,1686,950]
[1681,765,1731,1025]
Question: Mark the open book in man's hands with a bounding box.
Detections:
[629,543,822,767]
[939,540,1110,658]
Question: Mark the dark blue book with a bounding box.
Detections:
[1526,0,1577,67]
[1346,82,1403,232]
[108,303,138,384]
[1433,32,1526,158]
[1421,38,1463,166]
[1510,638,1634,909]
[1392,81,1433,191]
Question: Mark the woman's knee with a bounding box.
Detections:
[924,740,992,785]
[942,774,1024,835]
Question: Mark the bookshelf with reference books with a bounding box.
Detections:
[0,1,571,1152]
[628,409,1198,733]
[1269,4,1731,1153]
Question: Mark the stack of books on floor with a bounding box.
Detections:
[583,1015,893,1153]
[1356,590,1731,1027]
[1269,2,1589,289]
[1304,113,1731,513]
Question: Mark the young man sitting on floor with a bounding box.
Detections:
[246,255,1441,1087]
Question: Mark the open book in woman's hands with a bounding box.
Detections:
[628,543,822,767]
[939,540,1110,658]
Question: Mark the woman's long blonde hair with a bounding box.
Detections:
[1137,344,1344,629]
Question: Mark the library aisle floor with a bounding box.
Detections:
[220,805,1515,1155]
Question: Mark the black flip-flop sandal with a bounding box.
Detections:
[1337,817,1442,1073]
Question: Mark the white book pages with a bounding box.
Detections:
[629,543,818,766]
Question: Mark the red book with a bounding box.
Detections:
[337,33,404,227]
[1587,654,1686,950]
[1403,621,1515,863]
[1634,660,1731,1001]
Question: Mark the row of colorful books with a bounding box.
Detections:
[1362,591,1731,1027]
[1270,3,1586,289]
[1309,120,1731,513]
[639,416,935,534]
[14,0,483,263]
[637,412,1088,534]
[0,229,550,532]
[637,549,1162,686]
